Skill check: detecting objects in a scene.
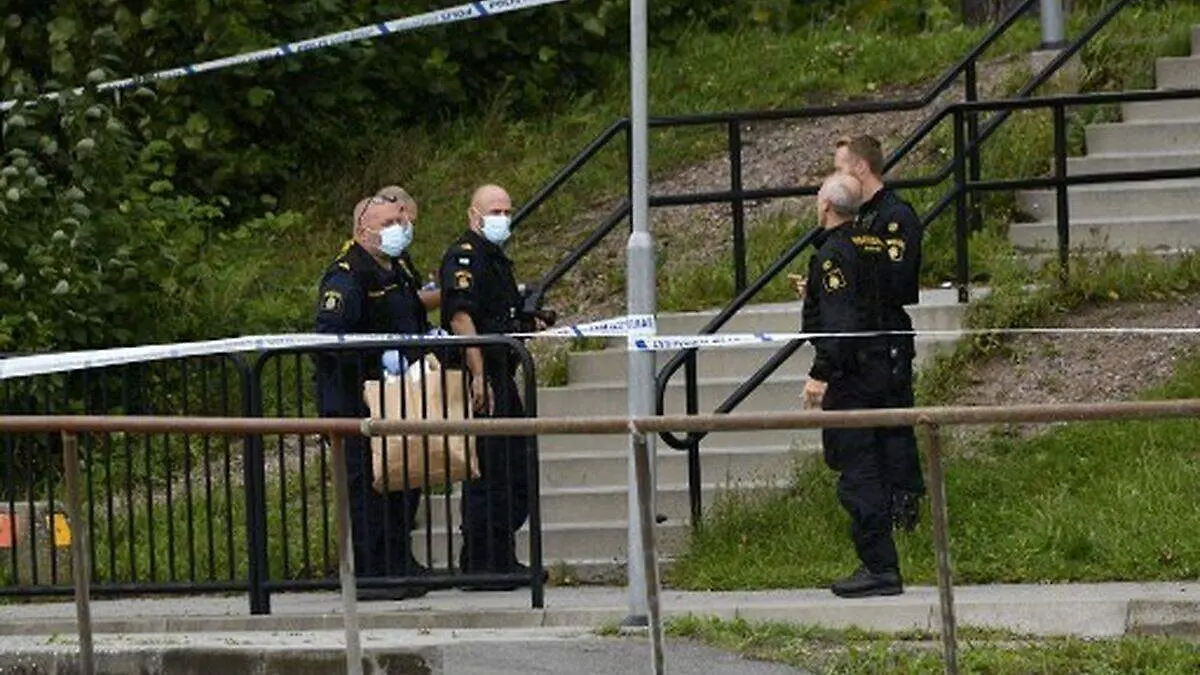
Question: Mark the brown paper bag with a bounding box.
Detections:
[363,353,478,493]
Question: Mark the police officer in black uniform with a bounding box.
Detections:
[315,188,439,601]
[439,184,537,591]
[802,173,904,598]
[834,135,926,532]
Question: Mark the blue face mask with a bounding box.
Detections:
[481,214,511,245]
[378,221,413,257]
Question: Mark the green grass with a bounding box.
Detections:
[203,0,1200,334]
[668,328,1200,590]
[667,616,1200,674]
[195,16,1046,335]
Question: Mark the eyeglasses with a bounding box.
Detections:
[357,195,406,228]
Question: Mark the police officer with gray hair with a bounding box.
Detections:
[314,187,437,601]
[803,172,904,598]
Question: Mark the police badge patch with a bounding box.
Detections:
[886,238,906,262]
[454,270,473,290]
[321,290,343,313]
[823,267,846,293]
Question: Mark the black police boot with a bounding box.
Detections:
[893,491,922,533]
[356,558,432,601]
[831,567,904,598]
[458,544,521,593]
[505,559,550,587]
[356,585,428,602]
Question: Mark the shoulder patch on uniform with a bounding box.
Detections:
[886,238,906,262]
[888,221,900,233]
[454,270,473,290]
[823,267,846,293]
[320,290,344,313]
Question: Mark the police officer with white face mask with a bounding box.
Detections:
[315,188,437,601]
[439,183,536,591]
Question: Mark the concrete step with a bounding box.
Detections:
[421,480,788,528]
[567,335,957,386]
[1009,217,1200,252]
[537,428,810,455]
[412,518,692,564]
[1017,180,1200,221]
[536,445,805,490]
[647,290,968,336]
[1066,151,1200,177]
[540,376,812,418]
[1121,98,1200,122]
[1156,56,1200,90]
[1086,120,1200,154]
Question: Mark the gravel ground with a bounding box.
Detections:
[953,293,1200,439]
[531,56,1025,324]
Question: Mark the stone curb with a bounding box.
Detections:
[0,647,438,675]
[2,597,1197,639]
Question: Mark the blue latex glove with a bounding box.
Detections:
[382,350,407,376]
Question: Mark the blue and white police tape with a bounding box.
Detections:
[3,319,1200,380]
[0,0,570,113]
[626,326,1200,352]
[0,314,655,380]
[534,314,657,338]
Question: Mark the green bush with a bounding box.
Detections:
[2,0,931,351]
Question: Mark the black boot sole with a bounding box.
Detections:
[831,585,904,599]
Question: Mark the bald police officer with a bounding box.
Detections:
[439,184,535,591]
[315,188,437,601]
[803,173,904,598]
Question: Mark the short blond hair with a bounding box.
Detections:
[835,135,885,176]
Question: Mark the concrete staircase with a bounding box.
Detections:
[415,27,1200,578]
[1011,26,1200,254]
[416,289,967,577]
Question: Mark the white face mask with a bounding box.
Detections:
[481,214,511,245]
[378,221,413,257]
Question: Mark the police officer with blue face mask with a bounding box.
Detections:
[439,184,538,591]
[315,187,439,601]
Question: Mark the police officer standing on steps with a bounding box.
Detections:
[440,184,541,592]
[802,172,904,598]
[834,135,927,532]
[314,186,439,601]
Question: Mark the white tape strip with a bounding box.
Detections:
[0,314,655,380]
[627,326,1200,352]
[533,314,657,338]
[4,321,1200,380]
[0,0,570,112]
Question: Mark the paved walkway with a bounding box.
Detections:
[0,628,807,675]
[3,582,1198,638]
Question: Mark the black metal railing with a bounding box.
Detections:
[0,336,544,614]
[515,0,1045,314]
[667,84,1200,524]
[652,0,1139,513]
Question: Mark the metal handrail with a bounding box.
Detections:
[514,0,1041,310]
[655,0,1139,456]
[7,397,1200,675]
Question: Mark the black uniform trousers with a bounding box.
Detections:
[320,383,422,579]
[880,337,926,499]
[460,368,530,572]
[821,352,900,574]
